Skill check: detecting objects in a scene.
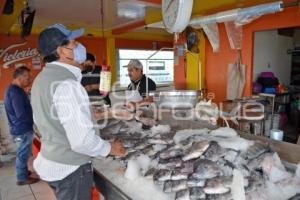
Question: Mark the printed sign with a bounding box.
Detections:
[0,42,40,68]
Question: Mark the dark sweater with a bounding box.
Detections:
[127,74,156,97]
[4,84,33,135]
[81,66,111,105]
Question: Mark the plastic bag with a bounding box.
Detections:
[236,1,282,26]
[225,21,243,50]
[227,51,246,100]
[201,23,220,52]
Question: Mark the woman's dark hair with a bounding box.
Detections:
[86,53,95,63]
[13,66,30,79]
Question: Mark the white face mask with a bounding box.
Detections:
[65,43,87,64]
[72,43,87,64]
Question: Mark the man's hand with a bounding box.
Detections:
[84,85,92,92]
[90,84,99,90]
[143,96,154,103]
[110,140,127,157]
[84,84,99,92]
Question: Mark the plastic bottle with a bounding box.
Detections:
[99,65,111,95]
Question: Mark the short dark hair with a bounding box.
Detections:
[86,53,95,62]
[13,66,30,79]
[43,53,59,63]
[42,40,70,63]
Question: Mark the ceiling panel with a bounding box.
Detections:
[32,0,160,31]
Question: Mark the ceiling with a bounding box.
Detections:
[1,0,286,37]
[31,0,162,32]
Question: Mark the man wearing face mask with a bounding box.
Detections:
[81,53,111,106]
[31,24,126,200]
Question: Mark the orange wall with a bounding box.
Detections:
[0,34,106,100]
[0,34,41,100]
[0,34,173,100]
[77,37,106,64]
[205,7,300,103]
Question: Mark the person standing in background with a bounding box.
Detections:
[126,59,156,110]
[81,53,111,106]
[4,66,39,185]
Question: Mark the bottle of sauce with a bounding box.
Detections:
[99,65,111,96]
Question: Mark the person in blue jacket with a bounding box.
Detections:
[4,66,39,185]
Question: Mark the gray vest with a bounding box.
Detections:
[31,63,90,165]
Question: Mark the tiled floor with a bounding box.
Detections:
[0,160,56,200]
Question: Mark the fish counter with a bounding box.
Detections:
[93,158,175,200]
[92,117,300,200]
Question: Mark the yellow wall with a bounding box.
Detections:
[0,0,26,33]
[186,30,206,90]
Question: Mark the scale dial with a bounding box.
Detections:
[162,0,193,34]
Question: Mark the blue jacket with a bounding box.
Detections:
[4,84,33,135]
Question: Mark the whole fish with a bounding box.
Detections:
[175,189,190,200]
[187,177,206,187]
[178,138,194,150]
[163,180,173,193]
[179,138,193,147]
[219,164,234,177]
[172,180,188,192]
[206,192,233,200]
[142,146,157,157]
[148,138,170,145]
[247,152,271,171]
[181,161,194,174]
[242,141,271,160]
[159,148,184,160]
[204,176,232,194]
[234,164,250,177]
[224,149,239,163]
[163,180,188,193]
[122,139,140,148]
[125,147,137,153]
[193,159,222,179]
[121,150,141,161]
[171,170,189,181]
[245,171,265,194]
[153,169,172,182]
[158,158,182,170]
[204,141,227,162]
[182,141,210,161]
[152,144,168,152]
[134,141,150,150]
[190,187,206,200]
